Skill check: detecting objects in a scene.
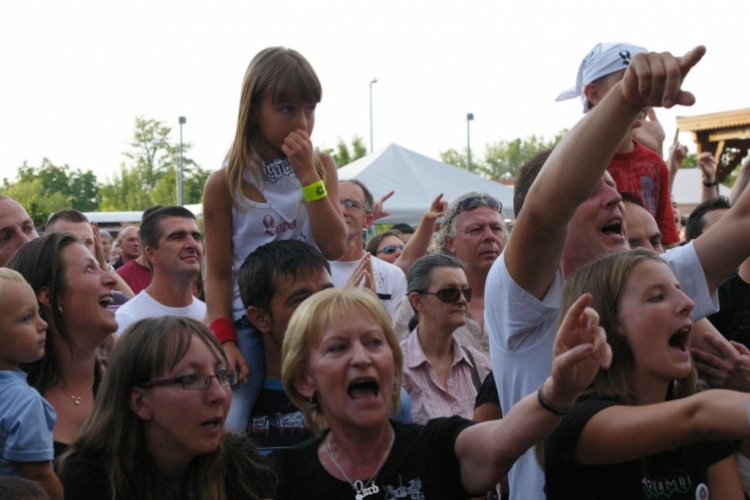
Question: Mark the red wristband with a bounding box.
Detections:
[209,318,238,344]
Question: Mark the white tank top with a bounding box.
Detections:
[229,158,316,319]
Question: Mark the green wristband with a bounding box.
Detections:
[302,180,327,202]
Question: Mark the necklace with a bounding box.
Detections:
[324,428,395,500]
[57,380,94,405]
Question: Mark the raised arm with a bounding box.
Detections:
[575,388,750,465]
[203,169,249,380]
[729,154,750,205]
[667,131,688,191]
[455,294,612,494]
[282,132,346,260]
[505,47,706,300]
[698,152,720,203]
[394,193,447,274]
[694,154,750,292]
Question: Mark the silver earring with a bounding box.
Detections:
[307,396,317,409]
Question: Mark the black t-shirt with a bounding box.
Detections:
[60,441,276,500]
[474,371,499,409]
[544,395,734,499]
[708,272,750,348]
[247,378,314,454]
[272,417,475,499]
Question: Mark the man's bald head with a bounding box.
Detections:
[0,196,38,266]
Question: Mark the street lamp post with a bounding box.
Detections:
[467,113,474,173]
[178,116,186,206]
[369,79,378,153]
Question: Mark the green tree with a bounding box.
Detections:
[1,158,100,224]
[100,117,202,209]
[440,130,568,180]
[320,136,368,168]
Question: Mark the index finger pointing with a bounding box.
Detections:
[379,190,395,204]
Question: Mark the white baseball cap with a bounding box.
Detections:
[556,42,648,112]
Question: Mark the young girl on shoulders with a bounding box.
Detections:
[545,248,750,499]
[203,47,345,431]
[0,269,62,500]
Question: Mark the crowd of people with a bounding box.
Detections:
[2,42,750,499]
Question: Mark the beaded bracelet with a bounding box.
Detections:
[537,382,569,416]
[302,180,327,202]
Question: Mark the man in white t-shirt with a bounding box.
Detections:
[329,180,406,316]
[116,206,205,335]
[485,47,750,499]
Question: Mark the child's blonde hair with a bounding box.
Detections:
[0,268,31,304]
[226,47,326,208]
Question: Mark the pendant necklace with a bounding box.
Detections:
[324,429,395,500]
[58,380,94,405]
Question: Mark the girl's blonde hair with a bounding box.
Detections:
[561,248,697,405]
[59,316,275,499]
[282,288,403,435]
[226,47,326,208]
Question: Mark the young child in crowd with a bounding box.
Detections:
[0,269,62,500]
[545,249,750,499]
[203,46,346,431]
[557,42,680,247]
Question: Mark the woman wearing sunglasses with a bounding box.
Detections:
[58,316,276,500]
[365,229,405,265]
[399,254,492,424]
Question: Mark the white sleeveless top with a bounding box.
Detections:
[229,158,316,319]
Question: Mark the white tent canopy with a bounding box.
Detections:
[337,143,515,225]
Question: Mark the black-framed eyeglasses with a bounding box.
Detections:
[340,199,366,212]
[419,287,473,303]
[137,369,239,390]
[457,196,502,214]
[378,244,404,255]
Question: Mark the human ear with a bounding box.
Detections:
[364,213,374,230]
[246,306,272,334]
[408,292,424,312]
[444,236,456,254]
[293,374,316,399]
[583,83,602,108]
[144,246,157,265]
[37,287,52,309]
[129,388,153,421]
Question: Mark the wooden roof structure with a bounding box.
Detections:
[676,108,750,182]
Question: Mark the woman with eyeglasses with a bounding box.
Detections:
[398,254,492,424]
[58,316,276,500]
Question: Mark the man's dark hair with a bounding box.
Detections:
[685,196,731,242]
[47,209,89,230]
[142,205,164,223]
[139,206,197,251]
[513,148,555,217]
[239,240,330,314]
[341,179,374,213]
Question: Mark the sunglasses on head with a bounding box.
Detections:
[378,244,404,255]
[457,196,502,214]
[419,286,472,303]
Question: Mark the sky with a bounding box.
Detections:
[1,0,747,187]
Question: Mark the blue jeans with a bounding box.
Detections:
[225,316,265,434]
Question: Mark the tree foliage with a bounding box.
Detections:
[99,117,208,210]
[440,130,568,180]
[320,136,368,168]
[1,158,101,225]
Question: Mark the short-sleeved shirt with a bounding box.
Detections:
[0,370,56,476]
[115,259,152,295]
[544,394,734,499]
[247,378,314,455]
[272,417,475,499]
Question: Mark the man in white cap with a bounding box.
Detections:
[557,42,680,248]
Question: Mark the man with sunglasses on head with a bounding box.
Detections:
[329,180,407,316]
[392,191,507,355]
